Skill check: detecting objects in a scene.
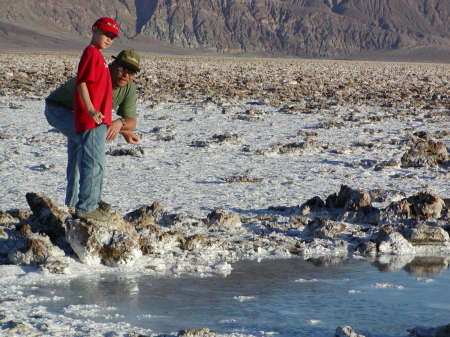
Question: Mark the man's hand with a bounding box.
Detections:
[106,119,122,142]
[121,130,140,144]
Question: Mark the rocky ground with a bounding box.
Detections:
[1,186,449,336]
[1,53,449,110]
[0,53,449,337]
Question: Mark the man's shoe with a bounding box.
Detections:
[98,200,111,212]
[75,208,111,222]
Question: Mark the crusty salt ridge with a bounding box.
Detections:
[0,53,449,337]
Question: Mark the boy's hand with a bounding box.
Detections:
[89,109,104,124]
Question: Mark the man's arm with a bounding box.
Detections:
[106,117,139,143]
[120,117,139,144]
[106,82,139,143]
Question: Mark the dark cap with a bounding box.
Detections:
[112,49,140,72]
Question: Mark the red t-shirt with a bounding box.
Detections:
[73,45,112,133]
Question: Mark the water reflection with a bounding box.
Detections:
[373,254,416,272]
[373,255,450,275]
[404,256,450,276]
[32,257,450,337]
[306,255,348,267]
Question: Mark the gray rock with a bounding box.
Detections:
[401,138,448,168]
[278,141,322,154]
[356,241,377,257]
[299,196,326,215]
[8,230,65,267]
[306,217,347,239]
[107,145,145,157]
[66,213,142,266]
[178,328,213,337]
[0,226,27,255]
[207,209,241,228]
[381,192,446,222]
[404,224,449,245]
[335,325,366,337]
[180,234,207,252]
[327,185,372,211]
[125,202,164,230]
[25,192,69,242]
[369,189,406,204]
[408,323,450,337]
[408,192,446,220]
[378,232,415,255]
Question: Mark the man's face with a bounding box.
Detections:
[111,62,137,88]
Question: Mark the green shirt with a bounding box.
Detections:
[46,77,137,118]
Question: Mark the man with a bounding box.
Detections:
[44,49,141,215]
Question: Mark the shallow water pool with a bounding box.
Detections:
[32,257,450,336]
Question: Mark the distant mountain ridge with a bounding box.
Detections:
[0,0,449,60]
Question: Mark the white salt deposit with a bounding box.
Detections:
[0,58,449,336]
[372,283,405,289]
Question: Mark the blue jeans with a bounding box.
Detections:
[44,104,80,207]
[44,104,106,212]
[76,124,106,213]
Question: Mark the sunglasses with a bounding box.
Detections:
[117,64,138,76]
[102,32,117,40]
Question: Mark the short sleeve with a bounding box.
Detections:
[76,46,98,85]
[116,83,137,118]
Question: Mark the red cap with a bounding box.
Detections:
[92,17,120,37]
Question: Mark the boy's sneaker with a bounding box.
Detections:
[75,207,111,222]
[98,200,111,212]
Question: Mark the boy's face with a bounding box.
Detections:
[91,27,116,49]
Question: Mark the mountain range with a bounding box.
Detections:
[0,0,449,61]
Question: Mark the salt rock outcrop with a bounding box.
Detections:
[66,213,142,266]
[124,201,164,229]
[299,196,326,215]
[178,328,214,337]
[401,137,449,168]
[207,209,241,228]
[25,192,69,243]
[8,224,65,267]
[408,323,450,337]
[404,224,450,245]
[335,325,366,337]
[377,232,415,255]
[305,217,347,239]
[382,192,446,222]
[0,225,26,257]
[326,185,372,211]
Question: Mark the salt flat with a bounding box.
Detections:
[0,53,449,337]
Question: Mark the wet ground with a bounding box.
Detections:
[30,257,450,337]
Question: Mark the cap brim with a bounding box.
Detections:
[113,58,140,72]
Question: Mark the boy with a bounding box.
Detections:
[73,17,119,221]
[44,49,141,212]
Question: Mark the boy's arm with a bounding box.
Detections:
[77,82,103,124]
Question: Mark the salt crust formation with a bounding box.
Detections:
[1,184,449,273]
[1,54,449,113]
[0,53,449,337]
[0,186,449,336]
